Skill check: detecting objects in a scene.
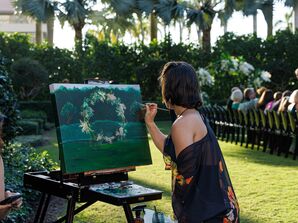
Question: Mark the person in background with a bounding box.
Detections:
[256,86,267,97]
[230,89,243,110]
[256,89,273,110]
[227,87,240,111]
[145,61,239,222]
[295,68,298,80]
[0,114,22,220]
[272,90,292,111]
[277,95,291,114]
[288,90,298,113]
[265,91,282,111]
[238,88,257,113]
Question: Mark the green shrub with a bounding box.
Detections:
[10,58,49,100]
[2,143,56,222]
[19,101,54,122]
[15,135,44,147]
[17,120,40,135]
[0,54,21,142]
[21,110,47,127]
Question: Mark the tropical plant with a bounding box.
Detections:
[205,54,271,101]
[283,0,298,31]
[14,0,57,45]
[10,58,49,100]
[0,55,21,142]
[57,0,97,49]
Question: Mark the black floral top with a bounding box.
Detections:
[163,115,239,223]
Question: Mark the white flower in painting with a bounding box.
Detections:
[106,93,116,101]
[119,103,126,111]
[96,133,103,141]
[239,62,254,76]
[197,68,214,86]
[104,136,113,144]
[260,71,271,82]
[79,120,91,133]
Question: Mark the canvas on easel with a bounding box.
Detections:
[50,84,152,174]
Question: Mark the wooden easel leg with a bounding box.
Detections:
[34,192,46,223]
[123,202,134,223]
[65,196,76,223]
[39,194,51,222]
[55,200,97,223]
[34,193,51,223]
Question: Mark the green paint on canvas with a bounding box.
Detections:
[50,84,152,174]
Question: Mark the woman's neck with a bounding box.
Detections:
[174,106,189,117]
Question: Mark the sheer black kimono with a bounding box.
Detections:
[163,115,239,223]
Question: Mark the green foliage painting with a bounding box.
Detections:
[50,84,152,174]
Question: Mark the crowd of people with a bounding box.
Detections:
[227,86,298,114]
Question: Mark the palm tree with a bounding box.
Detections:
[221,0,260,35]
[58,0,96,48]
[14,0,56,45]
[283,0,298,32]
[259,0,274,37]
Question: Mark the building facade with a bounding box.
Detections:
[0,0,47,42]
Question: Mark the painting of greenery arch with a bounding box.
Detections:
[50,84,152,174]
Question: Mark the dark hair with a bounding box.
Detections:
[243,88,254,101]
[256,89,273,109]
[273,91,282,101]
[282,90,292,97]
[159,61,202,109]
[0,113,6,123]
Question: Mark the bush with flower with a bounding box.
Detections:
[197,54,271,102]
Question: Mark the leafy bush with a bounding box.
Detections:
[0,55,21,142]
[202,54,271,101]
[21,110,47,126]
[19,101,54,122]
[2,31,298,103]
[15,135,45,147]
[10,58,49,100]
[17,120,41,135]
[2,143,56,222]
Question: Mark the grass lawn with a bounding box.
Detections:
[37,122,298,223]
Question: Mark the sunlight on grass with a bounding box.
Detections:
[37,122,298,223]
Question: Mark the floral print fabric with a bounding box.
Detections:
[163,116,239,223]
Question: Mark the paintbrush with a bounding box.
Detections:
[138,102,170,112]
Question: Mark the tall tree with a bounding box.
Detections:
[58,0,97,48]
[14,0,56,45]
[284,0,298,32]
[260,0,274,37]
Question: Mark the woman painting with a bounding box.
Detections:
[145,61,239,223]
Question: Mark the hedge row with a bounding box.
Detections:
[1,30,298,103]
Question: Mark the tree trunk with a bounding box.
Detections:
[261,2,273,37]
[47,17,54,46]
[253,13,257,34]
[202,28,211,53]
[140,15,144,43]
[224,22,227,33]
[150,13,158,41]
[294,3,298,32]
[179,21,183,42]
[35,21,42,44]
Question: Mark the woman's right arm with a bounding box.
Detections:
[0,203,11,220]
[144,103,167,153]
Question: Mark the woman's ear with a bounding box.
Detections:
[165,100,174,110]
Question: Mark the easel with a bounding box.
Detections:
[27,82,163,222]
[24,170,162,223]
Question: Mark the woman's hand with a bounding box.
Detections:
[144,103,158,125]
[5,191,22,209]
